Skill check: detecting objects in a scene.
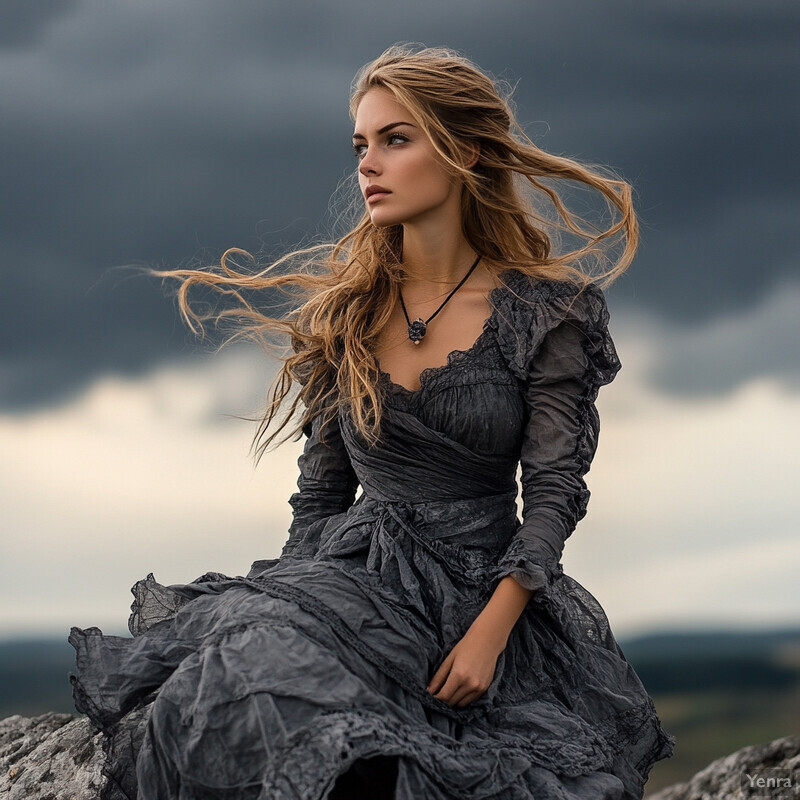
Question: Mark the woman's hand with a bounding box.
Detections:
[426,619,506,708]
[426,577,534,708]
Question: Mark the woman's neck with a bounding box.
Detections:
[400,225,478,286]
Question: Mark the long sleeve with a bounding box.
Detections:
[493,284,620,595]
[281,408,360,559]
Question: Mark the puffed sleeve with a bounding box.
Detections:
[493,282,621,597]
[281,406,360,559]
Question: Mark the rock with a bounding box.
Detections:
[2,711,799,799]
[0,711,105,799]
[649,735,800,799]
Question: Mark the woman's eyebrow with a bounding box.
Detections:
[352,121,416,141]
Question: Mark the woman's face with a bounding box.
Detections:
[353,88,461,228]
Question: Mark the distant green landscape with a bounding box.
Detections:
[2,626,798,796]
[621,628,800,796]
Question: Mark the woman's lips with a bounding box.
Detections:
[367,192,391,204]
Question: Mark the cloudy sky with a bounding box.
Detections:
[1,1,798,640]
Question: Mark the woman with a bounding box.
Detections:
[69,44,675,799]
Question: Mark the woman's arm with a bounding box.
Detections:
[491,315,602,595]
[457,310,598,653]
[467,575,534,650]
[283,407,360,558]
[429,285,620,707]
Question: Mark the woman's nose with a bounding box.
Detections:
[358,147,381,176]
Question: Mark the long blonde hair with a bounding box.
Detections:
[153,43,638,457]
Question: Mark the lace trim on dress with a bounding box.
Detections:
[491,537,565,594]
[376,268,518,400]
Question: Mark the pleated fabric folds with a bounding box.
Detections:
[69,270,674,799]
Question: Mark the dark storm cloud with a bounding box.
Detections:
[0,0,77,49]
[0,0,797,408]
[633,278,800,396]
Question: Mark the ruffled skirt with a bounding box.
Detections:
[69,497,675,799]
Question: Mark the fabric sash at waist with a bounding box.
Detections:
[355,491,518,552]
[300,490,520,591]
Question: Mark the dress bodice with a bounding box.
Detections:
[286,268,622,596]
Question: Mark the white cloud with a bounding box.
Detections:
[565,298,800,637]
[0,347,303,637]
[1,328,799,641]
[569,372,800,638]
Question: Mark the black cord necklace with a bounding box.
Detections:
[399,254,483,345]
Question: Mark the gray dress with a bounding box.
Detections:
[68,268,675,799]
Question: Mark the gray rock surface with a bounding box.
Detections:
[649,735,800,799]
[2,711,799,799]
[0,712,105,799]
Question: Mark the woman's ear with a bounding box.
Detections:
[463,140,480,170]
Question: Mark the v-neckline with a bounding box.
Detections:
[376,269,515,397]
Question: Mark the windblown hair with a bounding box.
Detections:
[153,43,638,457]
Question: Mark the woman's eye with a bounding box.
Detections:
[351,133,408,159]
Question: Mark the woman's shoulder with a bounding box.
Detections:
[490,266,616,381]
[493,267,608,320]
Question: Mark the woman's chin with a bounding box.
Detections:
[367,212,403,229]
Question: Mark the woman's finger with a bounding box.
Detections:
[427,652,454,694]
[433,672,461,705]
[448,677,484,708]
[455,689,482,708]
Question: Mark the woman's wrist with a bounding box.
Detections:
[470,576,535,652]
[467,613,511,654]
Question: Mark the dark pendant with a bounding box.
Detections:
[408,318,427,344]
